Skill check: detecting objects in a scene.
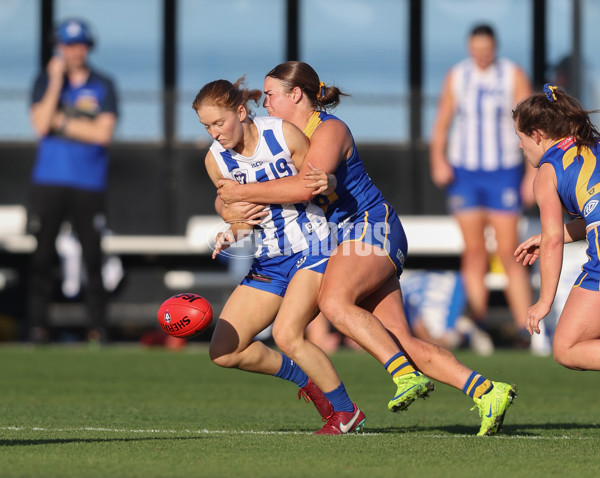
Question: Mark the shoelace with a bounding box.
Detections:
[298,388,311,404]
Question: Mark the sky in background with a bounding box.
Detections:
[0,0,598,143]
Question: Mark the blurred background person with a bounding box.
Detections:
[28,18,118,344]
[429,23,536,350]
[401,269,494,356]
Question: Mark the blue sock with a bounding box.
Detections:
[273,353,309,388]
[323,382,354,413]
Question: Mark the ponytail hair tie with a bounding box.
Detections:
[544,83,558,102]
[317,81,325,100]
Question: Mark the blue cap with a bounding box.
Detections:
[56,19,94,46]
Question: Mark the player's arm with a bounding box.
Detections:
[300,118,352,174]
[206,152,253,250]
[527,164,564,333]
[513,66,533,104]
[515,213,587,267]
[30,56,65,137]
[49,111,117,146]
[215,196,268,226]
[217,120,330,205]
[429,71,456,188]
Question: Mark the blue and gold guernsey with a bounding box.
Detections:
[304,111,408,275]
[540,137,600,290]
[211,116,329,261]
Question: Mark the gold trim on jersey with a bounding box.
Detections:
[561,146,600,211]
[338,205,398,273]
[303,111,322,139]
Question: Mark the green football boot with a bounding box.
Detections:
[472,381,517,436]
[388,373,435,412]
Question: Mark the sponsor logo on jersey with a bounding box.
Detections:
[233,170,247,184]
[502,188,518,208]
[396,249,405,264]
[557,136,576,150]
[296,256,307,268]
[75,91,100,114]
[584,199,598,217]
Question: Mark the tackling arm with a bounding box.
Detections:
[217,119,348,205]
[528,165,564,333]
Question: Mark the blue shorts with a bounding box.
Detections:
[447,166,523,213]
[334,202,407,277]
[573,226,600,291]
[240,248,328,297]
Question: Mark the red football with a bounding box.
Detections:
[157,293,213,338]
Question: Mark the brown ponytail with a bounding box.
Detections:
[266,61,349,110]
[513,84,600,151]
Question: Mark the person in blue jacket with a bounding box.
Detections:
[28,18,118,344]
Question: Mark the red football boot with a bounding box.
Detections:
[314,404,366,435]
[298,379,334,420]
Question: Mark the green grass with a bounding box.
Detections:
[1,345,599,477]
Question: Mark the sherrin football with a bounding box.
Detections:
[157,293,213,338]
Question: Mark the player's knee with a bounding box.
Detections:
[271,323,300,357]
[271,323,290,353]
[462,246,486,263]
[552,339,583,370]
[209,342,239,368]
[318,295,345,326]
[553,349,577,370]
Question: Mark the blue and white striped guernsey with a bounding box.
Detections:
[210,116,329,258]
[447,58,522,171]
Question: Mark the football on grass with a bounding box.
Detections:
[157,293,213,338]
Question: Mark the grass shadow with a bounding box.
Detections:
[363,421,600,436]
[0,436,209,447]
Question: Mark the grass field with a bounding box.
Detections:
[0,344,599,477]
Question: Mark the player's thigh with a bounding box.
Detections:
[487,211,521,256]
[273,269,321,339]
[321,245,396,304]
[213,285,282,349]
[454,209,487,251]
[360,275,412,339]
[554,287,600,348]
